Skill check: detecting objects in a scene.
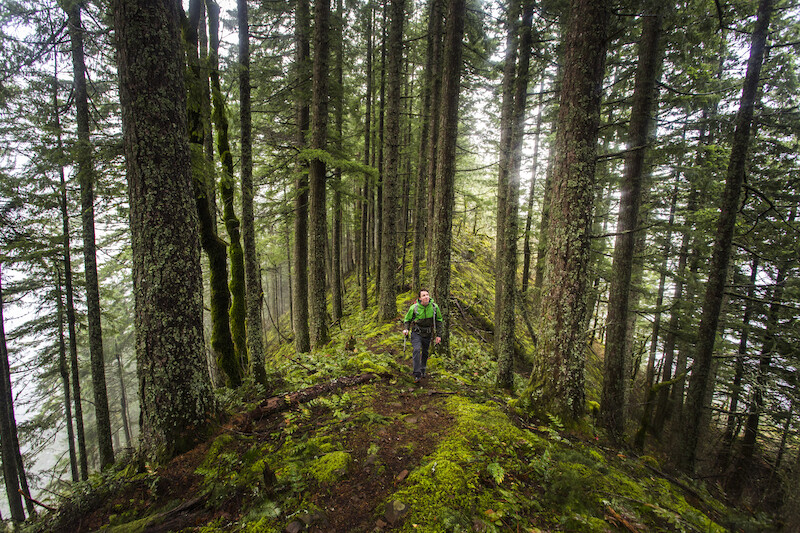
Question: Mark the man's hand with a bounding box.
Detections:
[435,336,441,345]
[403,329,409,337]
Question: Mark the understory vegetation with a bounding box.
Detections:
[27,235,779,532]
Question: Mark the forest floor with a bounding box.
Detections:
[27,235,784,532]
[32,343,777,532]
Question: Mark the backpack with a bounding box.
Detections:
[411,301,440,332]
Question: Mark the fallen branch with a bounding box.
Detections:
[246,373,379,421]
[20,489,56,511]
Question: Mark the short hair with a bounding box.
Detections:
[418,289,430,298]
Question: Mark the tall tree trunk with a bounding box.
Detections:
[0,268,25,522]
[239,0,267,385]
[412,0,442,294]
[679,0,772,473]
[521,83,544,294]
[524,0,609,421]
[293,0,312,352]
[308,0,331,347]
[54,69,89,480]
[601,2,665,440]
[113,0,217,457]
[186,0,241,388]
[330,0,344,323]
[208,0,248,373]
[494,0,521,330]
[63,0,114,469]
[378,0,405,321]
[359,2,373,311]
[429,0,466,356]
[497,0,534,390]
[56,266,80,481]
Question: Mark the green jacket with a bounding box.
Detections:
[403,300,444,336]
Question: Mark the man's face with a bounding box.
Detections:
[419,291,430,305]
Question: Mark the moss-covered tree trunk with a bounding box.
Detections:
[524,0,609,421]
[113,0,216,457]
[208,0,248,374]
[679,0,772,473]
[601,2,666,440]
[293,0,312,352]
[308,0,330,348]
[377,0,404,321]
[185,0,240,388]
[238,0,267,385]
[358,2,373,311]
[63,0,115,469]
[521,84,544,295]
[429,0,465,356]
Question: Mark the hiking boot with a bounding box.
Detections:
[414,375,420,384]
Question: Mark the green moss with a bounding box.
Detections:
[310,451,351,484]
[385,396,544,531]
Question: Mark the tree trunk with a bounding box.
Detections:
[208,0,248,373]
[524,0,609,421]
[601,2,666,440]
[56,266,80,481]
[63,0,114,469]
[186,0,241,388]
[0,268,25,522]
[54,70,89,480]
[359,2,373,311]
[113,0,217,457]
[494,0,521,330]
[521,83,544,294]
[412,0,442,294]
[378,0,405,321]
[114,343,133,448]
[496,0,534,390]
[679,0,772,473]
[239,0,267,385]
[308,0,331,348]
[293,0,312,353]
[429,0,466,356]
[330,0,344,323]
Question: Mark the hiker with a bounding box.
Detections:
[402,289,443,383]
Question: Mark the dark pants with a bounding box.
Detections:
[411,332,432,377]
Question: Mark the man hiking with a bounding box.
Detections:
[402,289,443,383]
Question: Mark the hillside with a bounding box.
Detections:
[29,235,776,532]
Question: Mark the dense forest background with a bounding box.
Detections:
[0,0,798,527]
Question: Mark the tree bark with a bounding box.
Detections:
[429,0,466,356]
[359,2,373,311]
[208,0,248,374]
[308,0,331,348]
[524,0,609,421]
[521,83,544,294]
[54,69,89,480]
[56,266,80,481]
[293,0,312,353]
[679,0,772,473]
[412,0,443,294]
[113,0,217,457]
[330,0,344,323]
[0,269,25,522]
[378,0,405,321]
[63,0,114,469]
[496,0,534,390]
[186,0,241,388]
[239,0,267,385]
[601,2,666,440]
